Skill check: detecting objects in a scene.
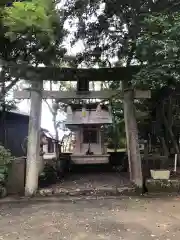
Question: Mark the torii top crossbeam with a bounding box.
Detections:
[8,64,141,81]
[13,65,151,100]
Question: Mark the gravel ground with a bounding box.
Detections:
[0,196,180,239]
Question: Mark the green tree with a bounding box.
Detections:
[134,11,180,159]
[0,0,66,100]
[3,0,57,42]
[135,12,180,87]
[63,0,179,66]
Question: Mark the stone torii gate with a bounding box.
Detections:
[13,65,150,196]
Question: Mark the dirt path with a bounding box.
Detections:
[0,196,180,239]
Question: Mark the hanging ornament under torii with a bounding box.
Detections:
[96,103,102,112]
[82,104,86,117]
[67,105,73,115]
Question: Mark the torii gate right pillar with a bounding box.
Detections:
[123,88,142,189]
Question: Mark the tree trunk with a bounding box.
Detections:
[160,136,169,158]
[92,81,95,91]
[53,113,59,159]
[0,69,6,148]
[25,81,43,196]
[163,112,180,159]
[0,78,19,101]
[47,81,59,158]
[123,88,143,188]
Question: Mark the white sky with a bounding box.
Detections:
[17,99,66,139]
[16,39,84,139]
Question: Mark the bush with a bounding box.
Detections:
[0,145,14,166]
[0,145,14,197]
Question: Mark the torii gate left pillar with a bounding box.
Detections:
[25,81,43,196]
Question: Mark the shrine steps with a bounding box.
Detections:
[37,185,135,197]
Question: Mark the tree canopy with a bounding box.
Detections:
[135,11,180,88]
[0,0,66,101]
[62,0,179,67]
[3,0,58,42]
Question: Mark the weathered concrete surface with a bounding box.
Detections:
[1,197,180,239]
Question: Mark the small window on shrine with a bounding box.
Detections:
[83,129,98,143]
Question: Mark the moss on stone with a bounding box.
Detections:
[145,179,180,193]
